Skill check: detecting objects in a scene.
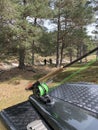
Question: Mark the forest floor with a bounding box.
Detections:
[0,56,98,110]
[0,63,56,110]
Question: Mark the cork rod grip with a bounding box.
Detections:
[39,67,64,82]
[25,67,64,90]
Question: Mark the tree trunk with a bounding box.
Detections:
[60,16,67,66]
[56,7,61,67]
[32,17,37,65]
[80,44,83,63]
[69,50,73,63]
[18,0,26,69]
[18,48,25,69]
[23,0,27,5]
[83,44,88,62]
[77,45,80,59]
[96,45,98,61]
[60,38,64,65]
[77,44,83,63]
[32,40,35,65]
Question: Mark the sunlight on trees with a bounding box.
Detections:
[0,0,96,69]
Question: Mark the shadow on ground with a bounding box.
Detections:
[0,61,98,84]
[0,65,53,82]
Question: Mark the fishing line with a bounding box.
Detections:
[49,58,98,92]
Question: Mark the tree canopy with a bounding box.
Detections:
[0,0,95,68]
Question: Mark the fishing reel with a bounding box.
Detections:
[27,81,52,103]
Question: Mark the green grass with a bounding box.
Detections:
[58,62,98,84]
[39,61,98,92]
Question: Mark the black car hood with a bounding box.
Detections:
[29,96,98,130]
[29,82,98,130]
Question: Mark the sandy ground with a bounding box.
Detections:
[0,80,32,110]
[0,62,56,110]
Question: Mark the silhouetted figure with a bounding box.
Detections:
[44,59,47,65]
[49,58,52,65]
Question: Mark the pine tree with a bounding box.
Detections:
[27,0,53,65]
[0,0,17,57]
[53,0,93,66]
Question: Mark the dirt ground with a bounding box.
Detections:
[0,80,32,110]
[0,56,98,110]
[0,62,56,110]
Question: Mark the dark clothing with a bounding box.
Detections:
[44,59,47,65]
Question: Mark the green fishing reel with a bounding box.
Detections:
[28,81,52,103]
[37,83,49,96]
[32,81,49,97]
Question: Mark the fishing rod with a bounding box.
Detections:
[25,46,98,102]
